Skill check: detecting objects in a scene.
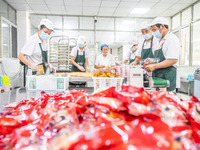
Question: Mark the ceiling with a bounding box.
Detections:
[5,0,198,18]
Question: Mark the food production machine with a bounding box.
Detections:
[129,68,170,91]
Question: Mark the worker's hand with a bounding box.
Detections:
[120,61,123,65]
[145,64,156,72]
[48,63,56,73]
[86,67,90,72]
[144,58,154,64]
[77,65,85,72]
[132,61,137,65]
[29,63,39,71]
[110,66,116,70]
[100,65,105,68]
[130,61,137,67]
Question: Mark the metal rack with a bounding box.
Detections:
[49,36,77,71]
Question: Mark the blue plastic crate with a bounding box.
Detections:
[0,76,2,87]
[187,74,194,81]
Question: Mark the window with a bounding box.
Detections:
[172,14,180,30]
[62,31,79,38]
[0,1,16,24]
[180,27,190,66]
[79,31,94,45]
[64,17,78,29]
[30,15,46,35]
[192,21,200,65]
[116,18,135,31]
[96,31,114,42]
[1,20,10,58]
[80,17,94,30]
[0,0,8,19]
[96,18,114,30]
[181,7,192,26]
[116,32,135,42]
[47,16,62,29]
[135,18,153,31]
[193,2,200,21]
[8,6,16,24]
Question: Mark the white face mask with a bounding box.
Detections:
[103,52,108,56]
[77,43,84,48]
[153,29,163,39]
[40,31,49,40]
[142,33,152,40]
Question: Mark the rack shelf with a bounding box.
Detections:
[49,36,77,71]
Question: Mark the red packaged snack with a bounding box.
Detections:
[0,85,200,149]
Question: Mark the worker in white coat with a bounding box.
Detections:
[145,17,180,91]
[95,44,115,69]
[132,21,159,65]
[124,37,138,64]
[18,19,56,75]
[70,35,90,72]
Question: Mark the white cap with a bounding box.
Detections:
[150,17,169,26]
[77,35,86,45]
[38,18,54,31]
[128,36,138,47]
[140,21,151,30]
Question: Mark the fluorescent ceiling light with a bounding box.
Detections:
[123,20,134,24]
[131,8,150,14]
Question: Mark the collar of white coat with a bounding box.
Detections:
[162,31,170,41]
[159,31,170,47]
[142,38,150,46]
[77,46,85,52]
[129,50,136,55]
[101,53,110,57]
[35,33,43,43]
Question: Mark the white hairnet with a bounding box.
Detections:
[38,18,54,30]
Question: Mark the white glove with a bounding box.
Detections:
[48,63,56,73]
[77,65,85,72]
[144,58,155,64]
[29,63,39,71]
[86,67,90,72]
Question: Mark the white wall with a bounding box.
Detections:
[17,11,30,54]
[111,48,118,57]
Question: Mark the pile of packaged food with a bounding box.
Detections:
[0,85,200,149]
[93,66,122,78]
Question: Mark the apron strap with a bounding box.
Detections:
[75,48,79,62]
[142,39,146,50]
[150,36,153,48]
[75,48,86,64]
[83,49,85,58]
[159,32,170,48]
[39,43,45,63]
[38,43,48,74]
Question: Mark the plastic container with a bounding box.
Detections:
[115,65,130,78]
[1,76,10,86]
[92,77,124,91]
[26,75,69,91]
[3,85,12,92]
[0,76,2,87]
[141,58,160,65]
[0,76,3,93]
